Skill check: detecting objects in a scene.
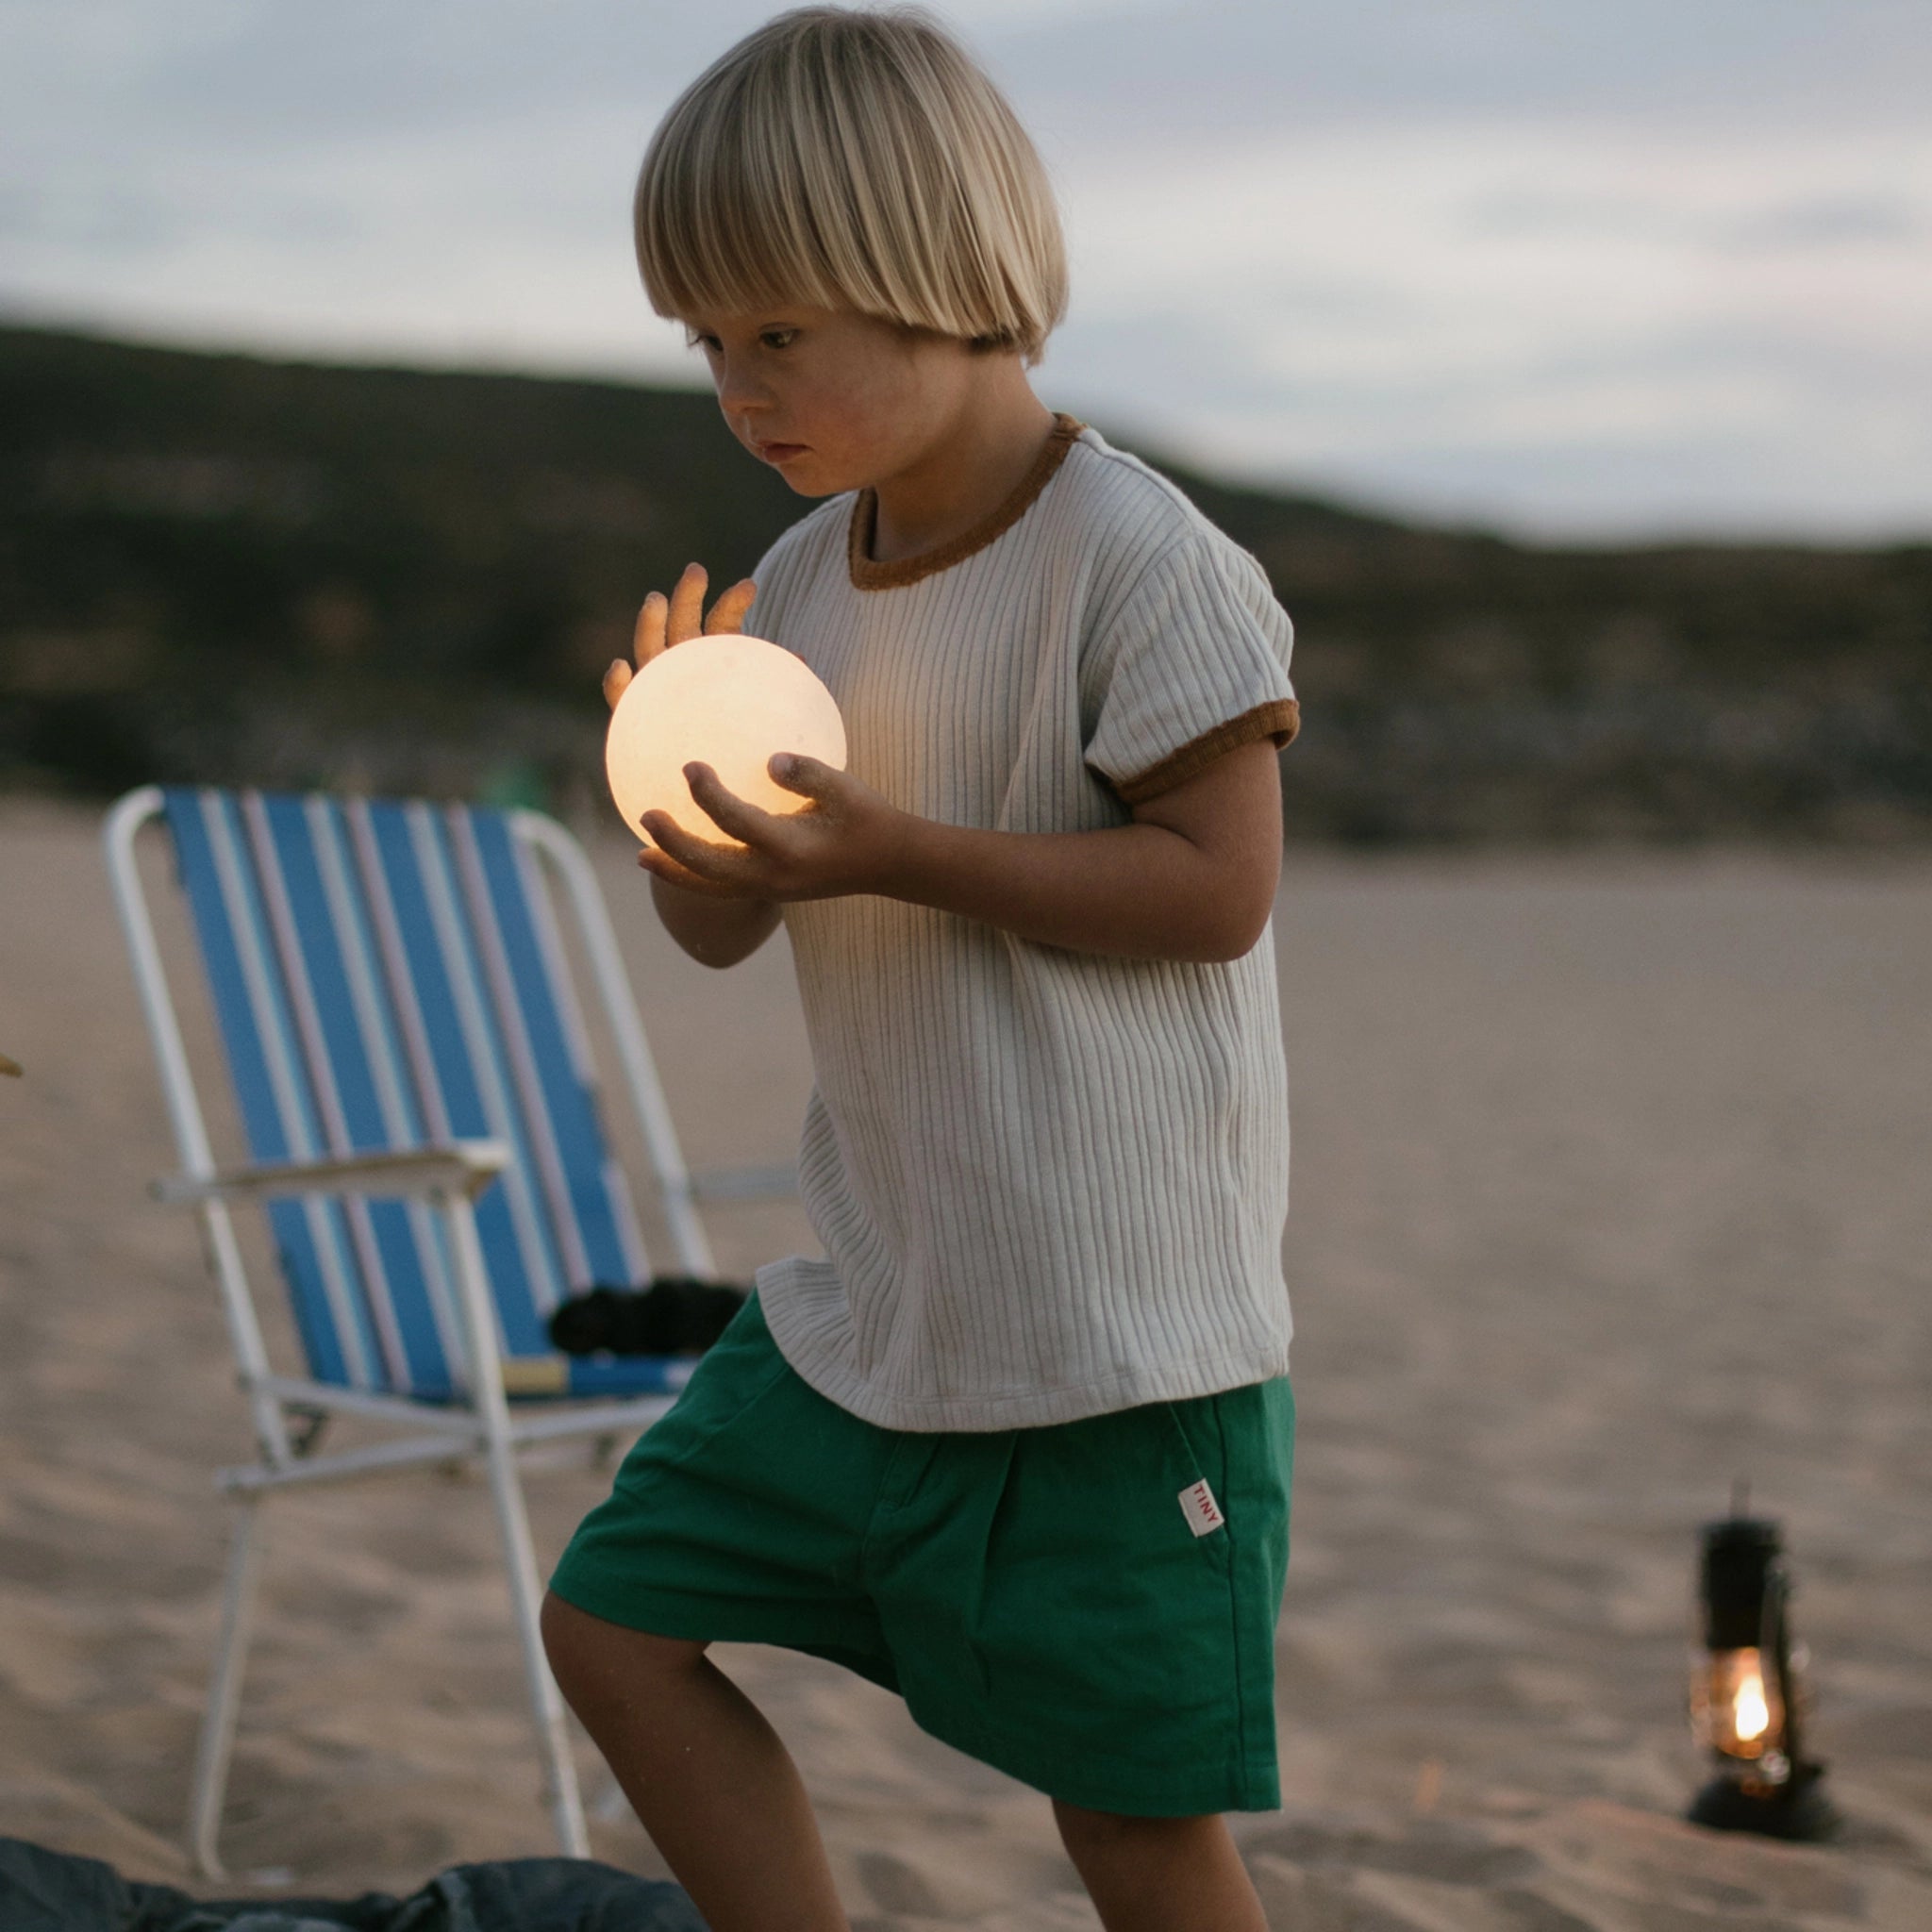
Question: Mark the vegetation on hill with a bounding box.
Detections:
[3,324,1926,843]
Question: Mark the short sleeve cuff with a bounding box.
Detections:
[1109,698,1302,805]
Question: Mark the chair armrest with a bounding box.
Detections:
[154,1140,511,1207]
[689,1162,799,1203]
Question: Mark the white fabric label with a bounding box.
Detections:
[1179,1478,1226,1537]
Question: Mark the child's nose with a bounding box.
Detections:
[713,358,769,416]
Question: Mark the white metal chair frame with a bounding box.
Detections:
[103,787,783,1877]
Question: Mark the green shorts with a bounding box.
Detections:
[549,1290,1294,1816]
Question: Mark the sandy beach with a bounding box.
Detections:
[3,793,1929,1929]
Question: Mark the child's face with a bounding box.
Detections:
[683,306,981,497]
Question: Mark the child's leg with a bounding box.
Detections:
[541,1593,850,1932]
[1052,1800,1269,1932]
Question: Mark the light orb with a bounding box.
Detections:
[605,633,846,846]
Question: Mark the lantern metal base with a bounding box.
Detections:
[1689,1763,1840,1842]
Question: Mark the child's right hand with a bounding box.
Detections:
[603,561,758,711]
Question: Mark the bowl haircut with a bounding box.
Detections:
[636,5,1067,366]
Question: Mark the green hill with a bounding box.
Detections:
[3,323,1926,843]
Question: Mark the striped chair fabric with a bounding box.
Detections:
[162,786,691,1404]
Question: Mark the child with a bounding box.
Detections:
[541,8,1300,1929]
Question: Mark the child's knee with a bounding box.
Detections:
[541,1591,658,1692]
[541,1590,706,1697]
[539,1589,593,1690]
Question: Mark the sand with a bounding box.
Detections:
[2,794,1928,1929]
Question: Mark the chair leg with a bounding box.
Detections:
[480,1433,590,1857]
[189,1494,267,1880]
[442,1192,588,1857]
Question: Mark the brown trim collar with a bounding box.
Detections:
[847,412,1087,591]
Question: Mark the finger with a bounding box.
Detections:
[683,762,782,845]
[637,844,743,898]
[632,591,668,668]
[766,753,841,802]
[704,577,758,636]
[640,803,745,876]
[665,561,708,646]
[603,658,633,711]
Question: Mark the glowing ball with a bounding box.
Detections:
[605,633,846,846]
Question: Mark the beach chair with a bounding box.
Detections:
[102,785,785,1876]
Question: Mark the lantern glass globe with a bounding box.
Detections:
[605,634,846,846]
[1691,1646,1782,1761]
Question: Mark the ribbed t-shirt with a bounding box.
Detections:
[742,414,1300,1430]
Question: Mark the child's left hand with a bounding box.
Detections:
[637,755,908,903]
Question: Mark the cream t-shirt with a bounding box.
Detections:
[743,415,1300,1430]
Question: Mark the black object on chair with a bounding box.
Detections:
[547,1277,750,1357]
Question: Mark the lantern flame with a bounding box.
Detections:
[1732,1665,1770,1742]
[1692,1645,1782,1762]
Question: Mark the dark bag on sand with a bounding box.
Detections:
[546,1276,748,1358]
[0,1836,707,1931]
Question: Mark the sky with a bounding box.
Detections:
[3,0,1928,541]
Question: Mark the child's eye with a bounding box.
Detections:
[681,327,792,352]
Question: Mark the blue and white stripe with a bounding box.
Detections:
[163,787,693,1403]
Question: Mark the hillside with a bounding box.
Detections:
[3,324,1927,842]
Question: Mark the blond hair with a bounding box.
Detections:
[635,6,1067,364]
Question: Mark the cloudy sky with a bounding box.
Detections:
[4,0,1928,540]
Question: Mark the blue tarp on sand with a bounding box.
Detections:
[0,1839,708,1932]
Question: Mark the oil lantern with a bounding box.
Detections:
[1687,1494,1838,1840]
